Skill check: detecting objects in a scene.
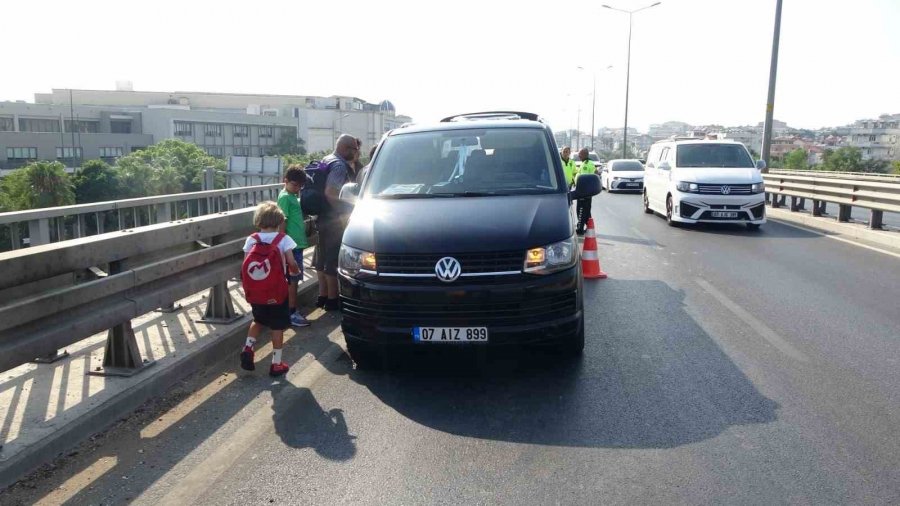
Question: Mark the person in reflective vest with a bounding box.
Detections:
[560,146,576,187]
[575,148,596,235]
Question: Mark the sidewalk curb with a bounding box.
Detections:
[0,280,319,492]
[767,207,900,251]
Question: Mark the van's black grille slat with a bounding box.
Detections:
[378,252,524,275]
[341,291,576,326]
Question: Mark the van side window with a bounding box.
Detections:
[646,146,660,167]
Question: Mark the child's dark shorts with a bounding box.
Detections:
[250,300,290,330]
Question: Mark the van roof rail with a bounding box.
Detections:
[441,111,543,123]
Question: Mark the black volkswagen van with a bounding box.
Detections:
[336,112,600,367]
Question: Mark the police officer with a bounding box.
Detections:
[560,146,576,188]
[575,148,596,235]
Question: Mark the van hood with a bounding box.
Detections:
[674,167,762,184]
[342,194,572,254]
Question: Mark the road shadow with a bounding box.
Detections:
[350,279,778,449]
[680,221,820,239]
[271,381,356,461]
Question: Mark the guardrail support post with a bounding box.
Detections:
[27,219,51,246]
[811,199,822,216]
[838,204,851,222]
[88,260,156,377]
[797,198,806,210]
[196,234,243,325]
[870,210,884,230]
[790,196,799,212]
[155,202,172,224]
[10,225,21,250]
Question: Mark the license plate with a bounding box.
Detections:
[413,327,488,343]
[711,211,739,218]
[626,183,640,187]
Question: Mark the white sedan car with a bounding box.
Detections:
[601,159,645,192]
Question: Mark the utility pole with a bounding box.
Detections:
[760,0,783,172]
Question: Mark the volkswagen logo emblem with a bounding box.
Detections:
[435,257,462,283]
[721,185,731,195]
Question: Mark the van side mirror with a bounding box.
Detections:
[570,174,600,200]
[658,161,671,171]
[756,159,767,170]
[339,183,360,206]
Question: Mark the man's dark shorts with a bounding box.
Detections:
[313,217,343,276]
[251,300,290,331]
[288,248,305,283]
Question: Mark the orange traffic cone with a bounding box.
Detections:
[581,218,607,279]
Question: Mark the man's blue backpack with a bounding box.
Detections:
[300,158,340,216]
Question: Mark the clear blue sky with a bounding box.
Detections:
[4,0,898,132]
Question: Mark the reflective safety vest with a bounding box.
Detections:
[561,157,576,186]
[577,159,596,179]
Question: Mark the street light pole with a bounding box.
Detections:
[760,0,783,172]
[603,2,661,159]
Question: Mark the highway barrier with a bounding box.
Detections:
[763,171,900,229]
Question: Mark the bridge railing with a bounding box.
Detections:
[0,208,255,375]
[768,169,900,182]
[763,171,900,229]
[0,184,281,251]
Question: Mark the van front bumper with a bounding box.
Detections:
[339,267,582,347]
[672,193,766,224]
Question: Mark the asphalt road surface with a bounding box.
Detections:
[3,192,900,505]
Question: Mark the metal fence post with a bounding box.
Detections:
[870,210,884,230]
[811,199,822,217]
[770,193,780,209]
[88,260,156,377]
[838,204,851,222]
[28,219,51,246]
[10,225,21,250]
[155,202,172,224]
[196,235,243,325]
[790,196,799,212]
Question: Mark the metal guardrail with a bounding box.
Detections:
[0,208,255,375]
[0,184,281,251]
[763,172,900,229]
[769,169,900,182]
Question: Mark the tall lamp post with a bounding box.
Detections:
[760,0,783,172]
[332,113,350,145]
[603,2,661,159]
[577,65,614,152]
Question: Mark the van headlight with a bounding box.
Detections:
[751,182,765,193]
[338,245,377,277]
[676,181,699,193]
[524,236,576,275]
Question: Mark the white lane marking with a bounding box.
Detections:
[769,218,900,260]
[158,341,345,504]
[696,278,809,363]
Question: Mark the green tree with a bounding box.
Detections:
[270,127,307,156]
[821,147,863,172]
[783,149,808,171]
[860,158,889,174]
[73,159,121,203]
[114,139,224,196]
[892,160,900,175]
[0,161,75,211]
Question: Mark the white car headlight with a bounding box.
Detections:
[751,182,765,193]
[524,236,577,275]
[338,245,377,277]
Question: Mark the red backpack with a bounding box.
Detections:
[241,233,289,305]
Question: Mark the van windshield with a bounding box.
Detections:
[676,144,755,168]
[365,128,561,198]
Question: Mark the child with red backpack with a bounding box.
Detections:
[240,201,301,377]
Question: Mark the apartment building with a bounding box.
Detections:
[845,114,899,161]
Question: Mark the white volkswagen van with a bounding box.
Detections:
[642,139,767,230]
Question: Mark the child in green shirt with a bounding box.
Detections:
[278,165,311,327]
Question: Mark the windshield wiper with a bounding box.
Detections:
[375,193,449,199]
